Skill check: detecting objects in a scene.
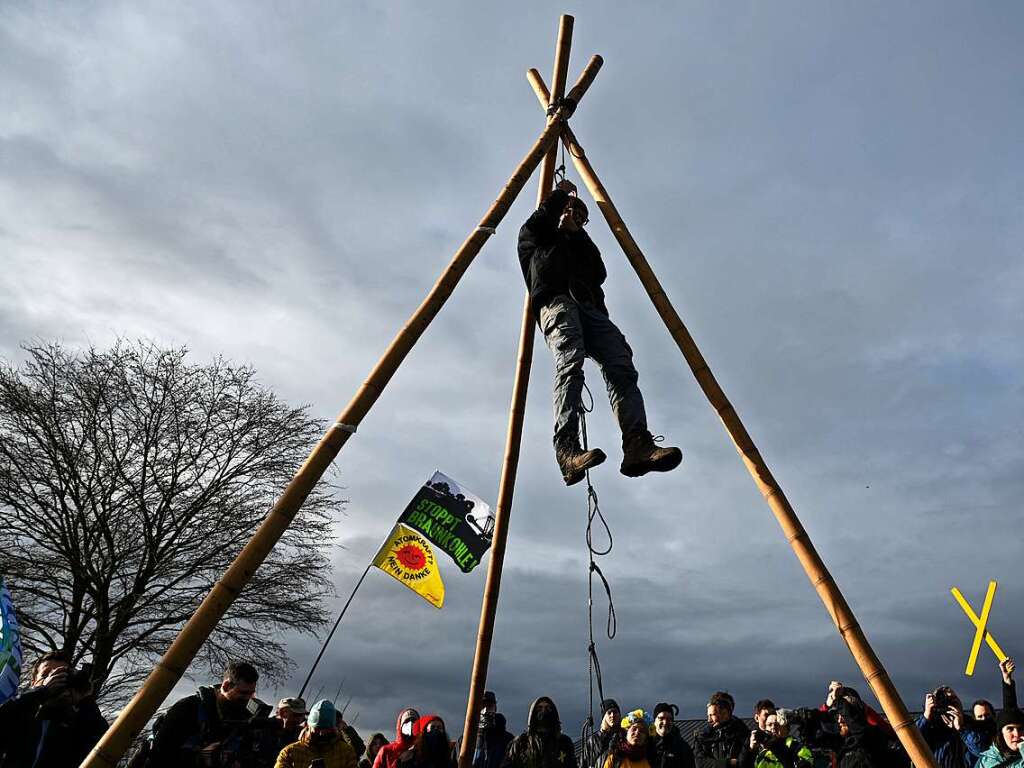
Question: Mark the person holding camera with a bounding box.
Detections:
[916,686,988,768]
[275,700,358,768]
[0,651,108,768]
[740,711,813,768]
[148,660,275,768]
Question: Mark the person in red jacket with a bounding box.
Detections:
[374,708,421,768]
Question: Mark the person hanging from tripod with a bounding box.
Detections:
[518,178,682,486]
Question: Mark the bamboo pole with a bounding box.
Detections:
[527,73,938,768]
[78,55,603,768]
[457,16,577,768]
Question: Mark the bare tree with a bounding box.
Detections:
[0,341,339,704]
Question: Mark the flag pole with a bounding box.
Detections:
[526,71,939,768]
[297,564,371,699]
[79,54,603,768]
[457,15,577,768]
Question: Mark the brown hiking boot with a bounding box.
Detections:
[620,430,682,477]
[555,440,607,486]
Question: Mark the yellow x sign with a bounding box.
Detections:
[951,581,1006,676]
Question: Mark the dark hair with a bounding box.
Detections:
[754,699,777,715]
[31,651,71,681]
[709,692,735,712]
[971,699,994,714]
[564,196,589,223]
[223,661,259,687]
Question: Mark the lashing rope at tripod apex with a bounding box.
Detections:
[577,382,617,761]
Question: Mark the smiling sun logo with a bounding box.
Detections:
[396,542,427,571]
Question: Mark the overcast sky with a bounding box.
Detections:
[3,0,1023,739]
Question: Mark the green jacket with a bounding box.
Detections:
[754,738,813,768]
[977,744,1024,768]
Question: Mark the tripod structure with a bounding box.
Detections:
[81,17,937,768]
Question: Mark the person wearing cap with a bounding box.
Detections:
[603,709,653,768]
[275,699,358,768]
[977,708,1024,768]
[276,697,309,752]
[693,692,750,768]
[517,178,683,487]
[456,691,514,768]
[585,699,624,768]
[649,703,695,768]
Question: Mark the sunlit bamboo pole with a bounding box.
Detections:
[457,16,577,768]
[77,54,604,768]
[527,71,938,768]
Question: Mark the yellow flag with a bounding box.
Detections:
[372,524,445,609]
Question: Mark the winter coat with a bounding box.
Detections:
[148,685,274,768]
[341,725,367,759]
[275,734,358,768]
[602,751,652,768]
[0,686,108,768]
[649,729,696,768]
[916,716,988,768]
[517,188,608,318]
[502,697,578,768]
[374,709,421,768]
[585,728,622,768]
[693,717,751,768]
[976,744,1024,768]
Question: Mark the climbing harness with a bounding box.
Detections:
[578,382,617,764]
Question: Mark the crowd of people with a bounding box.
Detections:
[1,655,1023,768]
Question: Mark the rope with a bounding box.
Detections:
[578,382,616,766]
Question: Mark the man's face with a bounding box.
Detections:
[558,203,587,233]
[1003,724,1024,750]
[765,715,784,738]
[220,677,257,705]
[278,708,305,729]
[974,704,994,722]
[602,708,620,731]
[755,708,776,731]
[707,704,730,726]
[626,723,646,747]
[654,712,673,737]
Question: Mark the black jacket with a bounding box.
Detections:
[692,717,750,768]
[502,697,578,768]
[517,189,608,318]
[457,713,514,768]
[148,686,274,768]
[584,727,621,768]
[650,729,696,768]
[0,686,108,768]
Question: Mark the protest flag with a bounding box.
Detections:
[372,523,446,609]
[0,578,23,705]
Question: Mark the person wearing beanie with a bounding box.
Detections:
[455,690,514,768]
[603,710,653,768]
[649,703,694,768]
[693,692,749,768]
[584,699,623,768]
[976,709,1024,768]
[276,699,358,768]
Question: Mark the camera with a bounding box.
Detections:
[931,687,955,717]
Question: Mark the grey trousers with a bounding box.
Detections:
[538,295,648,447]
